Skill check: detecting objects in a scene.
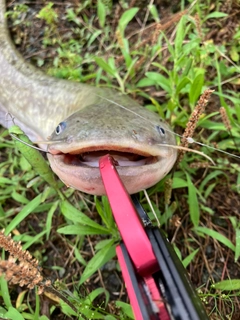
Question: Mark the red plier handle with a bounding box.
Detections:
[99,155,209,320]
[99,155,169,319]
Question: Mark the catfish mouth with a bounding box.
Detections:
[47,145,176,195]
[54,148,158,168]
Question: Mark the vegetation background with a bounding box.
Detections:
[0,0,239,319]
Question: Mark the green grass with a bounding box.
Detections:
[0,0,240,319]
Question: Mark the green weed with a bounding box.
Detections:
[1,0,240,319]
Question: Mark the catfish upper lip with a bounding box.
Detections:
[48,144,155,157]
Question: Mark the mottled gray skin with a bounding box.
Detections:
[0,0,177,195]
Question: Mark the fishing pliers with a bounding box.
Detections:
[99,154,209,320]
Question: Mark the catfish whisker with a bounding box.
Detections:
[10,134,48,153]
[157,144,215,165]
[35,139,63,145]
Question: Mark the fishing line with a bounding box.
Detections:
[185,138,240,160]
[95,94,159,127]
[143,189,160,227]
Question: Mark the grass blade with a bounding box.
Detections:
[80,240,116,284]
[195,226,235,252]
[212,279,240,291]
[186,173,200,227]
[5,194,42,236]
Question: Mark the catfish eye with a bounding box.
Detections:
[156,125,165,136]
[55,122,66,135]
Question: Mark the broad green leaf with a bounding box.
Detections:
[87,288,109,307]
[182,248,199,268]
[0,177,17,185]
[235,228,240,262]
[22,230,47,250]
[137,77,156,87]
[186,174,200,227]
[212,279,240,291]
[230,46,239,62]
[97,0,106,28]
[118,8,139,34]
[74,247,87,266]
[217,138,240,150]
[60,200,110,233]
[182,58,193,77]
[80,241,116,284]
[11,191,29,204]
[60,299,105,319]
[204,12,228,21]
[9,125,60,192]
[0,276,12,309]
[172,177,188,189]
[204,183,216,200]
[95,239,114,250]
[175,16,186,57]
[94,57,116,76]
[88,30,102,47]
[173,244,182,261]
[197,120,226,130]
[199,170,225,193]
[46,201,59,240]
[195,226,235,251]
[149,4,159,22]
[19,155,32,171]
[116,301,134,319]
[35,292,40,320]
[145,72,171,93]
[176,77,190,94]
[58,225,110,235]
[5,194,42,235]
[189,73,204,106]
[0,307,7,317]
[5,307,24,320]
[95,196,115,230]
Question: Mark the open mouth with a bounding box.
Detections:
[61,150,158,168]
[47,144,176,195]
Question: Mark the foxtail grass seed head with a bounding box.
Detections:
[189,161,210,169]
[0,259,43,289]
[170,215,181,228]
[194,13,203,41]
[151,23,162,45]
[220,106,232,131]
[129,0,137,7]
[135,55,146,72]
[0,230,50,293]
[177,89,214,164]
[164,178,173,206]
[0,230,38,267]
[115,29,124,49]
